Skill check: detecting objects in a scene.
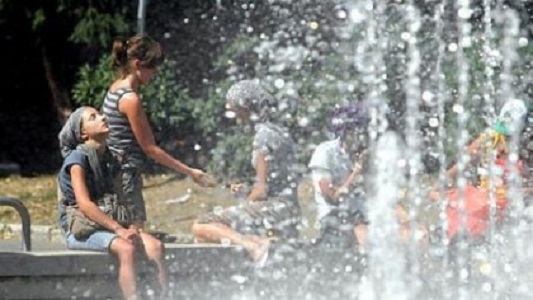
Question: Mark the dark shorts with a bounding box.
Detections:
[115,168,146,223]
[196,196,301,239]
[319,195,368,247]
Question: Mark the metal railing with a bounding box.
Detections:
[0,197,31,251]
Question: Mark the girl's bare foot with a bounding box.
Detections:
[246,238,270,267]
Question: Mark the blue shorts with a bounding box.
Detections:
[65,230,117,253]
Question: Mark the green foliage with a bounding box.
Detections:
[70,0,533,181]
[208,130,254,182]
[191,2,533,179]
[190,80,233,136]
[141,59,191,133]
[72,57,194,164]
[69,7,129,48]
[184,1,360,180]
[54,0,130,47]
[189,78,254,180]
[31,9,46,30]
[71,55,114,108]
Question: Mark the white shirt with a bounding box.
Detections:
[308,139,352,220]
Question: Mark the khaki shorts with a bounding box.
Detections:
[196,196,300,239]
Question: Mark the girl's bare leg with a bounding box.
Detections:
[192,222,268,261]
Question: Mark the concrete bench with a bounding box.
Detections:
[0,243,250,299]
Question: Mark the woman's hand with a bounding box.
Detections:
[332,186,349,200]
[115,227,141,245]
[230,183,246,194]
[190,169,217,187]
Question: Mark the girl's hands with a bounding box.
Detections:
[115,227,141,245]
[190,169,217,187]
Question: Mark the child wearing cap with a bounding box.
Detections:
[192,80,301,266]
[429,99,530,242]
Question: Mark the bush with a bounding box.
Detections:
[72,56,196,172]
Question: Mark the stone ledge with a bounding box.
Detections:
[0,243,252,299]
[0,243,249,277]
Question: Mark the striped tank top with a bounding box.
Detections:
[102,88,145,169]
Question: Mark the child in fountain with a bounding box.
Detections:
[429,98,530,242]
[57,107,167,300]
[308,102,411,249]
[192,80,301,265]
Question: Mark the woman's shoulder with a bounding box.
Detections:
[65,149,88,161]
[61,149,90,171]
[255,122,291,138]
[107,86,136,97]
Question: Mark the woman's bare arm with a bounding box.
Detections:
[119,93,195,176]
[71,165,123,232]
[247,151,268,201]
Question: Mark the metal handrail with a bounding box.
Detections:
[0,197,31,251]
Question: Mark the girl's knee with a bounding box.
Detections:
[111,238,136,260]
[142,234,164,256]
[192,222,209,235]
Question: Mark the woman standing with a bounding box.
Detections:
[102,35,214,230]
[192,80,301,264]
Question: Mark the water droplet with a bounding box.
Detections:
[231,275,247,284]
[308,21,319,30]
[479,262,492,275]
[452,104,464,114]
[299,117,310,127]
[461,36,472,48]
[518,37,528,47]
[448,43,458,52]
[349,8,365,24]
[458,8,472,19]
[482,282,492,292]
[460,268,469,279]
[194,144,202,151]
[504,263,512,273]
[274,78,285,89]
[345,265,353,272]
[429,117,439,128]
[225,111,236,119]
[397,159,406,168]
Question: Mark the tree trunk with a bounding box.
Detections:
[41,44,72,123]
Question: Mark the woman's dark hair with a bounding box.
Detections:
[111,35,165,79]
[330,101,370,140]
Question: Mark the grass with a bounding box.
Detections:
[0,173,440,241]
[0,174,321,239]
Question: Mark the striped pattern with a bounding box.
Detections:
[102,88,144,168]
